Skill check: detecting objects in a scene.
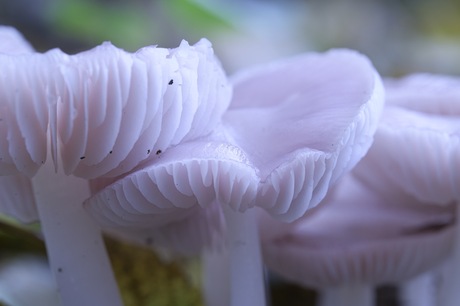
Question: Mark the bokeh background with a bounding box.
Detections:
[1,0,460,305]
[2,0,460,76]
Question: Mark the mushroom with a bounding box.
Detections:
[0,26,230,306]
[85,48,384,306]
[0,27,38,222]
[352,74,460,306]
[260,169,455,306]
[0,29,123,306]
[0,25,33,54]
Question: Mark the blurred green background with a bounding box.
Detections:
[1,0,459,305]
[2,0,460,75]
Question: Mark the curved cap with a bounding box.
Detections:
[86,48,385,236]
[229,49,384,220]
[260,173,455,288]
[87,138,258,228]
[0,27,230,229]
[355,74,460,204]
[55,39,231,178]
[0,34,230,179]
[104,201,226,255]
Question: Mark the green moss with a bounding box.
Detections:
[105,237,203,306]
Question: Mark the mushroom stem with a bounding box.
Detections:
[223,205,266,306]
[202,248,230,306]
[437,203,460,306]
[319,284,374,306]
[400,272,436,306]
[32,160,123,306]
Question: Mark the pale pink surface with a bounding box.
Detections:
[356,74,460,204]
[261,173,454,288]
[86,48,384,250]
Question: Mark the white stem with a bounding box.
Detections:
[437,203,460,306]
[32,160,123,306]
[400,272,436,306]
[202,248,230,306]
[223,206,266,306]
[319,284,374,306]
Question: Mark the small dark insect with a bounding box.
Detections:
[80,156,86,160]
[109,150,113,154]
[168,79,174,85]
[156,150,162,155]
[147,149,151,154]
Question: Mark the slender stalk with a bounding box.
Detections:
[202,248,230,306]
[223,205,266,306]
[437,203,460,306]
[319,284,374,306]
[400,272,435,306]
[32,159,123,306]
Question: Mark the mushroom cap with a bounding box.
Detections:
[0,28,230,229]
[54,39,231,178]
[87,136,257,227]
[86,48,385,238]
[0,36,230,179]
[104,201,226,256]
[260,173,455,288]
[228,49,384,220]
[354,74,460,204]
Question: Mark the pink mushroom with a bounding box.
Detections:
[86,48,384,306]
[0,26,38,223]
[353,74,460,306]
[260,171,454,306]
[0,26,230,306]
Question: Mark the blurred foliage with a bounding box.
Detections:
[416,0,460,38]
[0,218,203,306]
[161,0,235,38]
[4,0,460,74]
[105,237,204,306]
[46,0,153,51]
[0,217,46,259]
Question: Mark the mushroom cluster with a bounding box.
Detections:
[353,74,460,306]
[0,25,230,306]
[85,46,384,306]
[260,169,455,306]
[261,74,460,306]
[1,25,458,306]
